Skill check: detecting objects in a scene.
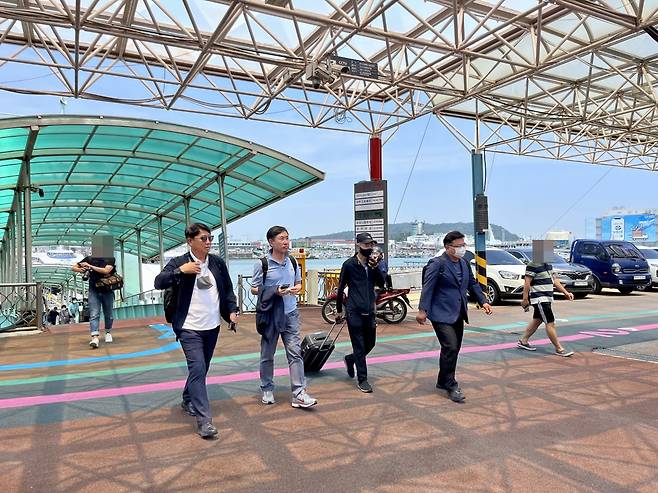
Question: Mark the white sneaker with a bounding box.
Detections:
[291,391,317,409]
[89,336,99,349]
[105,333,113,343]
[261,390,275,405]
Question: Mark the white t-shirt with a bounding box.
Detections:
[182,252,221,331]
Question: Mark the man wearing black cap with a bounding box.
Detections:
[335,232,385,392]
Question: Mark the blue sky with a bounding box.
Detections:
[3,92,658,241]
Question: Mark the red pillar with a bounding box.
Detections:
[369,134,382,181]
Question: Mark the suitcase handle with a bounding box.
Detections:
[324,319,346,345]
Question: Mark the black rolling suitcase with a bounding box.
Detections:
[302,321,345,373]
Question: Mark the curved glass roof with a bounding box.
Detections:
[0,115,324,261]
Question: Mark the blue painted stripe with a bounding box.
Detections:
[0,325,180,371]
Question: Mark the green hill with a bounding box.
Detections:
[302,222,520,242]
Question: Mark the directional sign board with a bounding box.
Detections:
[354,180,388,256]
[330,55,379,79]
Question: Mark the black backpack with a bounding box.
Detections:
[163,285,177,323]
[259,255,298,285]
[421,256,446,286]
[163,255,190,323]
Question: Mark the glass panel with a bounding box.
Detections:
[137,139,190,157]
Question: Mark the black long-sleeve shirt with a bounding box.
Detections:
[336,255,385,314]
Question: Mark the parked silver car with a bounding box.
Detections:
[505,247,595,299]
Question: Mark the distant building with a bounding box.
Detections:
[588,208,658,246]
[546,231,573,249]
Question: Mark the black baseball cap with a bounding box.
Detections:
[356,232,377,244]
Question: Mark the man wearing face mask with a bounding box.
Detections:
[416,231,493,403]
[335,232,385,393]
[155,223,239,439]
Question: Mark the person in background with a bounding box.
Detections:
[416,231,493,403]
[68,298,80,323]
[72,255,116,348]
[517,260,575,357]
[335,232,385,393]
[47,306,59,326]
[373,247,392,290]
[59,304,71,324]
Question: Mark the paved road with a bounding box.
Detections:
[1,290,657,492]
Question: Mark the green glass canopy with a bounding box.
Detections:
[0,115,324,272]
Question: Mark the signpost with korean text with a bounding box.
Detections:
[354,180,388,257]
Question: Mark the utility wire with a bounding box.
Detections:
[393,115,432,224]
[544,167,614,234]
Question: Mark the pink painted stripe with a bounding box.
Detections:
[2,323,657,410]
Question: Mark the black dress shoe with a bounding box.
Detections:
[448,388,465,403]
[344,355,355,379]
[197,422,218,439]
[181,401,197,416]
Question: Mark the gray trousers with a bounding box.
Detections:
[259,309,306,397]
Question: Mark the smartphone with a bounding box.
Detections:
[279,284,290,290]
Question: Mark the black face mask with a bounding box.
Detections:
[359,247,373,257]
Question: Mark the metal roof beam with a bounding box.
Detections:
[166,2,243,109]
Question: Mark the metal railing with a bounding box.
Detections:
[237,275,258,313]
[115,289,163,307]
[0,282,44,332]
[318,270,340,301]
[236,270,341,313]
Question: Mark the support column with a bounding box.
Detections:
[15,191,23,283]
[369,134,382,181]
[0,240,6,282]
[183,197,191,227]
[120,240,126,299]
[218,174,229,268]
[18,126,38,284]
[471,151,488,297]
[157,216,164,271]
[136,229,143,300]
[358,134,388,258]
[23,167,33,283]
[8,214,15,283]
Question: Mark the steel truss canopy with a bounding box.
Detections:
[2,1,658,169]
[0,115,325,258]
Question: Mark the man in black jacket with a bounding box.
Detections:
[335,232,384,393]
[154,223,239,439]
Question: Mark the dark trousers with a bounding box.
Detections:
[431,318,464,390]
[179,327,219,425]
[345,311,377,383]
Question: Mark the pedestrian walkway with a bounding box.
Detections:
[1,293,658,492]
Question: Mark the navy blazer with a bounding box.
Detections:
[418,253,487,324]
[154,253,238,337]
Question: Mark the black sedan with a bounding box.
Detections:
[506,247,595,298]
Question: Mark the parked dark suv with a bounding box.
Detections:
[570,240,651,294]
[506,247,595,298]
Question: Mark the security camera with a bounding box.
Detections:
[329,62,350,75]
[305,59,349,88]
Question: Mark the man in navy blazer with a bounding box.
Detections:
[416,231,493,403]
[155,223,239,439]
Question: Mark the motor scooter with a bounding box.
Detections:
[321,287,412,324]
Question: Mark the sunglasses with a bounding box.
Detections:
[197,235,214,242]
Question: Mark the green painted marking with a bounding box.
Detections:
[2,308,657,388]
[0,361,187,387]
